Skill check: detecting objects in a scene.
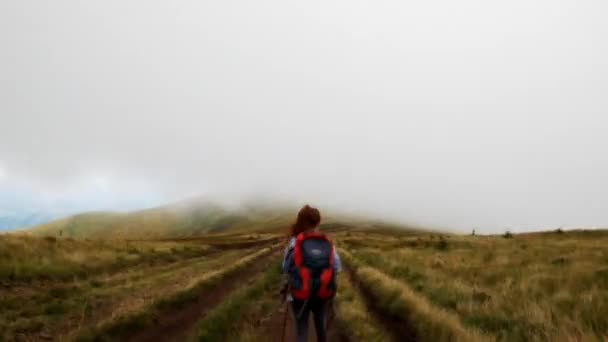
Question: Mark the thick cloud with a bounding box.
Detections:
[1,0,608,232]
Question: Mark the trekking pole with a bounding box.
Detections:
[280,283,289,342]
[296,298,309,321]
[281,300,288,342]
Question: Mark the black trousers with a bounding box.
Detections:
[290,297,329,342]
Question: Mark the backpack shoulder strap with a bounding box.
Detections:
[293,233,306,266]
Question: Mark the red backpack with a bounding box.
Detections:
[288,232,336,300]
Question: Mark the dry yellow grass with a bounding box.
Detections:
[334,268,390,341]
[0,234,211,281]
[339,230,608,341]
[356,266,490,342]
[341,248,489,342]
[0,234,277,341]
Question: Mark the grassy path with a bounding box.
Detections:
[194,262,285,342]
[126,248,280,342]
[73,249,252,336]
[1,234,284,341]
[69,247,279,342]
[243,294,350,342]
[1,249,255,341]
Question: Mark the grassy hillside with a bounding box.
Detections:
[25,200,421,239]
[26,202,296,239]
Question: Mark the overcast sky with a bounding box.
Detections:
[1,0,607,232]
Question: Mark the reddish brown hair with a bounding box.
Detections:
[289,205,321,237]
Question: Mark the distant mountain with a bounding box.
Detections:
[24,199,420,239]
[25,200,300,239]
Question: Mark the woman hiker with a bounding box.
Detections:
[282,205,342,342]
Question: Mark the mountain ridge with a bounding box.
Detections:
[25,203,292,239]
[23,200,422,239]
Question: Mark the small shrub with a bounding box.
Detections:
[503,231,513,239]
[115,255,127,266]
[43,236,57,243]
[44,301,69,315]
[472,290,492,303]
[431,257,445,269]
[127,247,141,255]
[594,268,608,287]
[90,279,103,288]
[47,286,77,299]
[436,237,449,251]
[404,239,419,248]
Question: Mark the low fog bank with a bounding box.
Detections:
[2,0,608,233]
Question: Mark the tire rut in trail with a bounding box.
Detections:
[125,251,280,342]
[344,266,417,342]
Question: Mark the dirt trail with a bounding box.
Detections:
[260,299,350,342]
[344,266,417,342]
[125,252,279,342]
